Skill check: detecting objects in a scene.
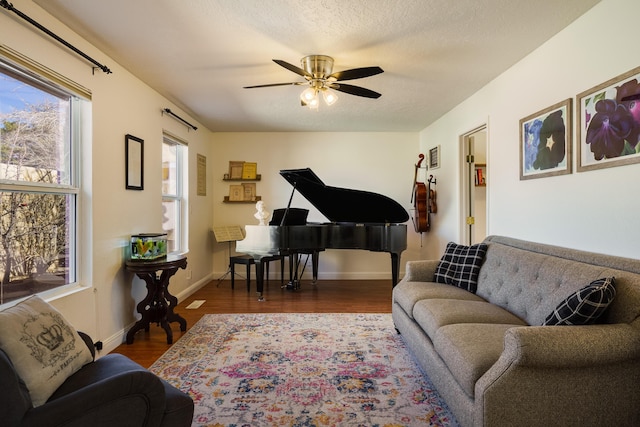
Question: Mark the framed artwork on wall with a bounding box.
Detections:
[577,65,640,172]
[125,134,144,190]
[428,145,440,169]
[519,98,572,180]
[197,154,206,196]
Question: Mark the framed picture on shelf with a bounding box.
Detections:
[519,98,572,180]
[577,65,640,172]
[242,162,257,179]
[228,161,244,179]
[242,182,256,201]
[228,185,244,201]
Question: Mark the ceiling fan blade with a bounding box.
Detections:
[273,59,312,78]
[243,82,305,89]
[328,66,383,81]
[329,83,381,99]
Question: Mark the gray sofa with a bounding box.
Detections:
[392,235,640,427]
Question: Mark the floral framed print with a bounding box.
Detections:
[519,98,572,180]
[577,65,640,172]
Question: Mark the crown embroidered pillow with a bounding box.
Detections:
[0,296,93,406]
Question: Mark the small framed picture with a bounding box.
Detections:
[242,162,257,179]
[228,161,244,179]
[125,134,144,190]
[228,185,244,201]
[428,145,440,169]
[242,183,256,201]
[197,154,206,196]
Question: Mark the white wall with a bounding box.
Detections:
[211,132,420,279]
[0,2,214,353]
[420,0,640,260]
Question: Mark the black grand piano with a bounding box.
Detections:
[236,168,409,301]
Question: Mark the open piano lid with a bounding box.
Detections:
[280,168,409,224]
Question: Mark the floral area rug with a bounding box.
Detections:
[150,313,458,427]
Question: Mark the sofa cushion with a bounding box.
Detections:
[393,280,485,319]
[475,241,619,325]
[543,277,616,325]
[414,299,527,338]
[0,296,93,407]
[434,242,488,293]
[433,323,521,398]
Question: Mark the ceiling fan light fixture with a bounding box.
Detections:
[300,87,317,104]
[322,88,338,106]
[246,55,383,107]
[307,94,320,109]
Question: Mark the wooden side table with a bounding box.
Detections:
[125,253,187,344]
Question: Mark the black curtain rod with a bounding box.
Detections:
[0,0,112,74]
[163,108,198,131]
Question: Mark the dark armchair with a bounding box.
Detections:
[0,332,194,427]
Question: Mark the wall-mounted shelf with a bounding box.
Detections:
[223,174,261,181]
[223,196,262,203]
[475,163,486,187]
[224,161,260,202]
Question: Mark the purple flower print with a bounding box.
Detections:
[585,99,634,160]
[616,79,640,148]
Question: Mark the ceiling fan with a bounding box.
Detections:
[243,55,383,108]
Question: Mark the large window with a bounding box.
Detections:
[162,135,188,254]
[0,56,87,305]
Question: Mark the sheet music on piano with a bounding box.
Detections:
[213,225,245,243]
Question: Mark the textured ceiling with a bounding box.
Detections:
[33,0,599,132]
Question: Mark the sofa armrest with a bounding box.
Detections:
[22,370,166,427]
[403,260,439,282]
[500,324,640,368]
[475,324,640,426]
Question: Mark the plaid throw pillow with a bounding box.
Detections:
[433,242,488,293]
[543,277,616,326]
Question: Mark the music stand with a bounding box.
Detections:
[213,225,245,284]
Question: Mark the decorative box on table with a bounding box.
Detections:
[130,233,167,260]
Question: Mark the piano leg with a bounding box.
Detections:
[255,259,265,301]
[311,250,319,283]
[391,252,401,287]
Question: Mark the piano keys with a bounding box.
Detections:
[236,168,409,300]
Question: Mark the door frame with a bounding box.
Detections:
[459,124,488,245]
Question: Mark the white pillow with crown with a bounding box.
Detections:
[0,295,93,406]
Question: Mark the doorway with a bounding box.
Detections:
[461,126,488,245]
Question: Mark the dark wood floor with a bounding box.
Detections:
[111,278,393,367]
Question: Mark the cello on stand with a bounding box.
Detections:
[411,154,428,233]
[411,154,437,238]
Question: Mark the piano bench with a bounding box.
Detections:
[230,254,285,292]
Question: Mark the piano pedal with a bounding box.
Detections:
[284,280,301,291]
